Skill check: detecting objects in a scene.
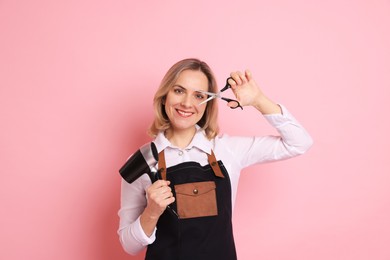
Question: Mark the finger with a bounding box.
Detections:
[164,191,174,201]
[228,77,237,86]
[153,180,170,189]
[159,192,175,208]
[245,69,252,81]
[159,186,172,196]
[227,101,239,108]
[230,72,242,85]
[166,196,175,204]
[237,71,247,84]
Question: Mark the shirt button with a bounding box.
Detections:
[193,189,198,194]
[178,151,184,156]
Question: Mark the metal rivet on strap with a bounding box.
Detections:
[193,189,198,194]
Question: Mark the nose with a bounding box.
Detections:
[180,94,193,107]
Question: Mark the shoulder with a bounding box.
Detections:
[212,134,244,156]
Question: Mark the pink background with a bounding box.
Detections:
[1,0,389,259]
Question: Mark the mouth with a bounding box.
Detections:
[176,109,194,117]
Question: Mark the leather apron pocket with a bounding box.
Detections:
[174,181,218,219]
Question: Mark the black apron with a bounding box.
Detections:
[145,150,237,260]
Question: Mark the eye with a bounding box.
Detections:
[173,87,184,94]
[195,92,207,100]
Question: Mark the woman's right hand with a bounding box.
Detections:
[140,180,175,236]
[145,180,175,218]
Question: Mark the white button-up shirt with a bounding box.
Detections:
[118,105,313,255]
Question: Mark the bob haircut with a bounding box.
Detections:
[148,58,219,139]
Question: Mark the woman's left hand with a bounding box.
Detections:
[228,70,281,114]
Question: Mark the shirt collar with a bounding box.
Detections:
[153,125,212,155]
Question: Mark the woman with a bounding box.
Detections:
[118,58,313,259]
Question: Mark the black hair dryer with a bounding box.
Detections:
[119,142,159,183]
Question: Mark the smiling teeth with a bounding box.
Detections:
[178,110,192,117]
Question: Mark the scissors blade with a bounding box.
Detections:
[198,95,216,106]
[197,90,217,96]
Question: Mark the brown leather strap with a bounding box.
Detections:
[158,151,167,180]
[158,149,225,179]
[207,150,225,178]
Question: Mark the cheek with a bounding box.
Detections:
[163,97,178,119]
[197,104,207,117]
[164,93,180,107]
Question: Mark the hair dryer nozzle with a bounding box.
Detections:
[119,142,159,183]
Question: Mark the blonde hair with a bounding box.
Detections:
[148,58,219,139]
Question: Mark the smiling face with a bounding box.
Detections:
[164,69,209,138]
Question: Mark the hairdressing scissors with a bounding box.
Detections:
[198,77,243,110]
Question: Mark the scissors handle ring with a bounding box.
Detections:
[221,77,243,110]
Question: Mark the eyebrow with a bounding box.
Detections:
[173,84,205,93]
[172,84,186,89]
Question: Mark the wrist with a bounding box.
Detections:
[140,208,160,237]
[142,206,161,221]
[253,95,281,115]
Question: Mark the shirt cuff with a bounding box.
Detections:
[132,215,156,245]
[263,104,298,128]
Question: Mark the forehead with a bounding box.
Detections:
[174,70,209,91]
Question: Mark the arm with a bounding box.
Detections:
[222,104,313,168]
[118,176,174,255]
[223,70,312,167]
[118,176,151,255]
[140,180,175,236]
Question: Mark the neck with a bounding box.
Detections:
[165,127,196,149]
